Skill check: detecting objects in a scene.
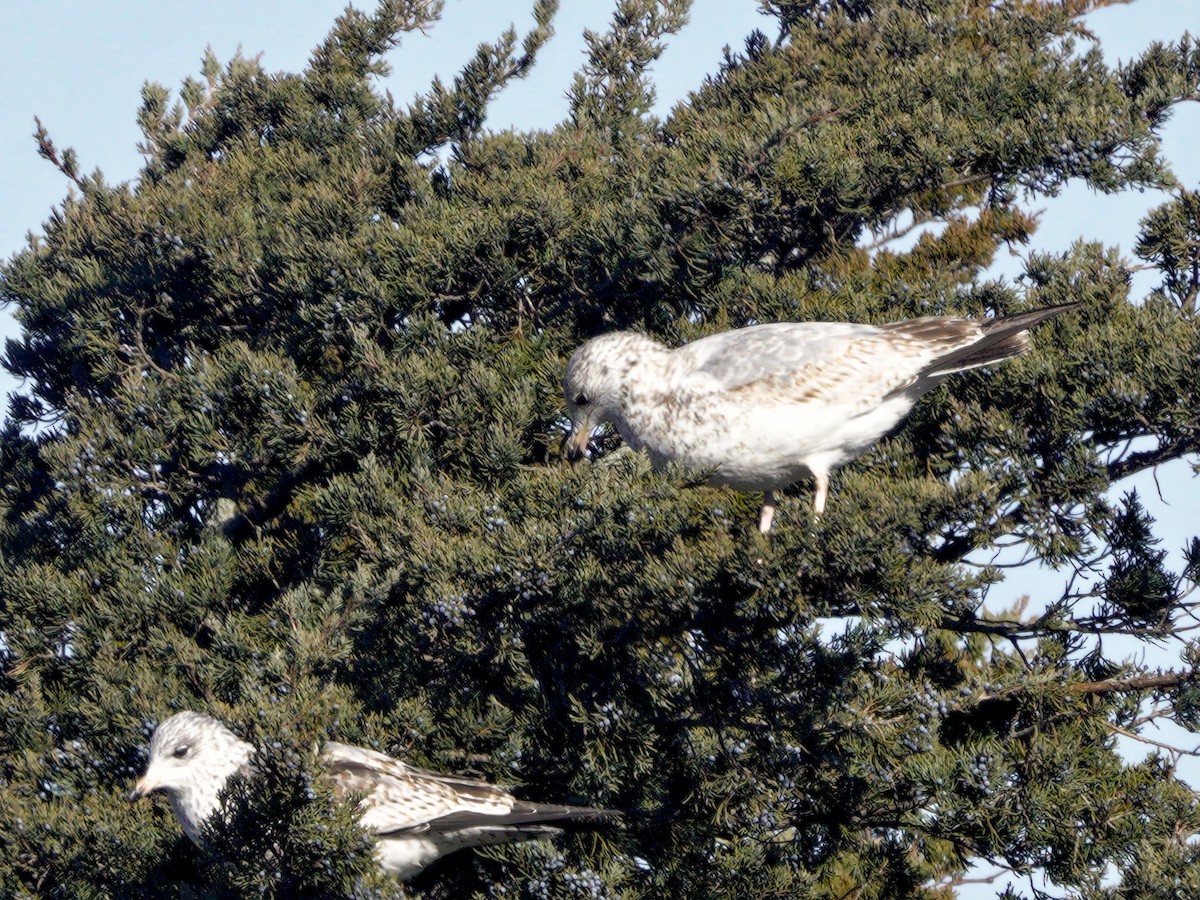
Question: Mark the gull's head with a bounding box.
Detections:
[129,711,254,844]
[563,332,662,460]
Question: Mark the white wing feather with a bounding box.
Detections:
[324,741,515,836]
[678,322,882,391]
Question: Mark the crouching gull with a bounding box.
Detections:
[130,711,618,880]
[563,303,1077,533]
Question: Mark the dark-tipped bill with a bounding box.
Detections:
[565,422,591,461]
[127,773,157,802]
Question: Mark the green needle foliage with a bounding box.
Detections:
[3,0,1200,897]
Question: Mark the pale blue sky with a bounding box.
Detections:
[2,2,1198,896]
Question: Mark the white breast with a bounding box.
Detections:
[374,834,444,879]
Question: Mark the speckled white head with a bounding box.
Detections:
[562,331,667,458]
[130,711,254,844]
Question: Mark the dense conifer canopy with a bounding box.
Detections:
[2,0,1199,896]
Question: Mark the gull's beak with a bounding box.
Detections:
[128,772,158,802]
[565,421,591,461]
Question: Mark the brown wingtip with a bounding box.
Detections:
[980,300,1081,334]
[922,302,1078,376]
[550,807,624,831]
[503,801,624,830]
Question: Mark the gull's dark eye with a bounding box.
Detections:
[172,744,190,759]
[574,393,589,406]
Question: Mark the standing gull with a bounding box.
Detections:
[563,303,1077,533]
[130,711,618,880]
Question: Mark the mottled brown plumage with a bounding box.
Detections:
[131,712,618,879]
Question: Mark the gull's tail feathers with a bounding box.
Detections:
[427,802,622,833]
[922,301,1080,377]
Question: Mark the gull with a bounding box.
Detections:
[563,303,1077,533]
[130,711,618,880]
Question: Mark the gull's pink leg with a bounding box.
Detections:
[813,471,829,517]
[758,490,777,534]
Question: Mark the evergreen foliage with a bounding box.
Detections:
[2,0,1200,896]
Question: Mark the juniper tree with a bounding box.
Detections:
[2,0,1200,897]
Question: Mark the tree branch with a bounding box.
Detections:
[1074,669,1200,695]
[1107,436,1200,482]
[1107,722,1200,757]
